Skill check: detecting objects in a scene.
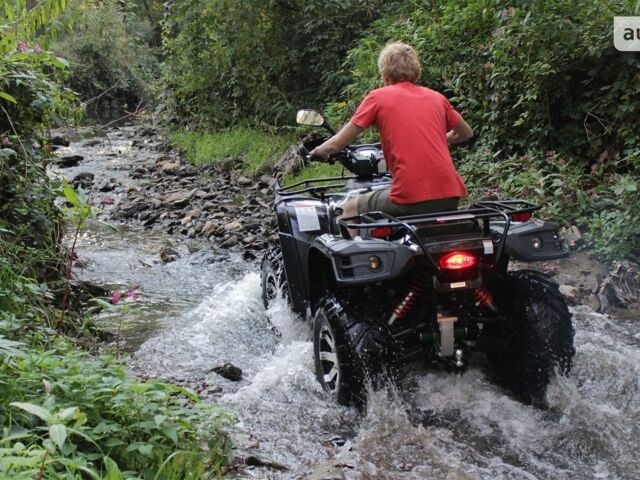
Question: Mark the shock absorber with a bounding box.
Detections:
[388,270,431,325]
[473,287,497,312]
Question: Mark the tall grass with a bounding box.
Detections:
[169,127,296,175]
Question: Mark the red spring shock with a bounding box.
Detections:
[388,270,431,325]
[473,288,497,311]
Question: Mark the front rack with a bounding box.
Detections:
[277,175,352,197]
[338,200,540,268]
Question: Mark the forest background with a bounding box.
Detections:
[0,0,639,478]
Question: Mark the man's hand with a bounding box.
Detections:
[447,118,474,144]
[309,145,330,162]
[309,122,365,162]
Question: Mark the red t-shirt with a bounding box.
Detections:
[351,82,467,204]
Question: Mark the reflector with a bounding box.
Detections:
[371,227,392,238]
[439,251,478,270]
[512,212,532,222]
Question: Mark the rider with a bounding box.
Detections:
[310,41,473,221]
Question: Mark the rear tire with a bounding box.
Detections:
[488,270,575,403]
[261,247,288,309]
[313,296,391,406]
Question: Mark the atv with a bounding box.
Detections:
[261,109,575,406]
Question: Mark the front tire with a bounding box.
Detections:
[260,247,288,309]
[488,270,575,403]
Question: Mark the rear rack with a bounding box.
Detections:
[338,200,539,268]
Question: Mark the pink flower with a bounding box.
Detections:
[17,41,28,52]
[111,290,122,305]
[33,43,42,53]
[101,195,114,205]
[1,136,11,146]
[123,289,140,301]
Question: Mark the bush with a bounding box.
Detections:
[0,342,231,479]
[161,0,398,128]
[50,0,160,121]
[326,0,640,260]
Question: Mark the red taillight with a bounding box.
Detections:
[512,212,532,222]
[371,226,393,238]
[439,251,478,270]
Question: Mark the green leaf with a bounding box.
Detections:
[137,443,154,458]
[0,92,17,104]
[10,402,52,423]
[161,425,178,444]
[57,406,78,421]
[154,414,167,426]
[104,456,123,480]
[62,182,80,207]
[105,437,126,447]
[52,56,70,68]
[49,424,67,450]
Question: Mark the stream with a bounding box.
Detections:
[52,126,640,479]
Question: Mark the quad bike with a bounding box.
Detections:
[261,109,575,406]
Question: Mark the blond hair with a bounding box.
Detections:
[377,41,422,84]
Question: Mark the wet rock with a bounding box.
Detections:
[82,138,102,147]
[139,127,156,137]
[202,221,217,237]
[131,166,148,179]
[258,174,273,188]
[141,212,160,227]
[223,220,243,232]
[559,284,579,304]
[179,164,198,177]
[595,260,640,313]
[561,225,582,249]
[212,362,243,381]
[72,172,95,188]
[237,175,253,186]
[160,162,182,175]
[219,157,240,172]
[164,188,197,208]
[159,246,179,263]
[243,455,288,472]
[57,155,83,168]
[220,235,239,248]
[50,135,70,147]
[97,178,121,192]
[242,250,257,261]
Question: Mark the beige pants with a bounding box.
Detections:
[357,189,460,217]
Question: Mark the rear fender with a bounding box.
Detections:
[310,234,416,286]
[505,220,569,261]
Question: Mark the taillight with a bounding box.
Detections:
[371,226,393,238]
[439,251,478,270]
[512,212,532,222]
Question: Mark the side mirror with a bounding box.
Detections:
[296,109,325,127]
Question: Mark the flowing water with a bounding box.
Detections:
[58,128,640,479]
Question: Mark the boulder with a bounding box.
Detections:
[164,188,198,208]
[72,172,94,189]
[212,362,242,381]
[57,155,83,168]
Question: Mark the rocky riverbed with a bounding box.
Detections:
[51,124,638,317]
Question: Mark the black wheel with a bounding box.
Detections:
[313,296,392,406]
[260,247,288,309]
[488,270,575,403]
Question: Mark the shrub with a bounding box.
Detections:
[50,0,160,121]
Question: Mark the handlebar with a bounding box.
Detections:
[298,144,324,163]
